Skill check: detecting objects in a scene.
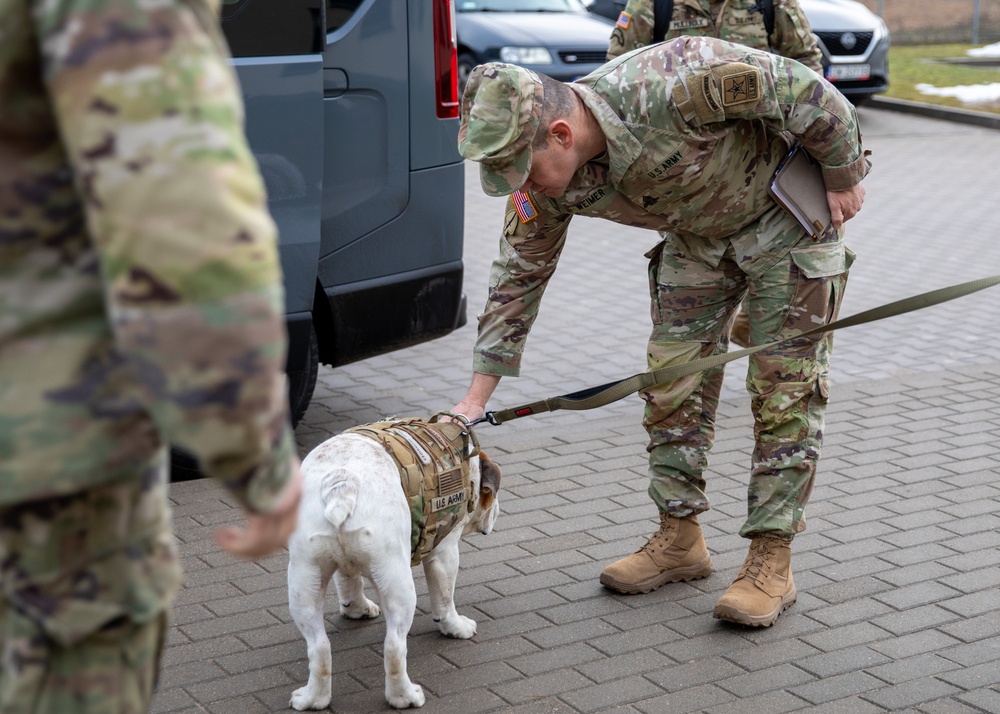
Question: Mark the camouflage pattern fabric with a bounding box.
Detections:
[1,0,294,511]
[642,218,854,538]
[1,0,294,707]
[607,0,823,73]
[0,468,179,712]
[459,64,545,198]
[461,38,869,540]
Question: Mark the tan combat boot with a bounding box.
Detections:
[600,512,713,594]
[713,536,796,627]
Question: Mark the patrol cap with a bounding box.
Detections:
[458,63,544,197]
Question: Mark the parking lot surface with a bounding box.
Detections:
[156,106,1000,714]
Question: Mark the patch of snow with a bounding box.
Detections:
[915,82,1000,104]
[967,42,1000,58]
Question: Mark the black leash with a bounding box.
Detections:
[468,274,1000,427]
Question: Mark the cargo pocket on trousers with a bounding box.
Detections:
[645,240,667,325]
[777,241,855,351]
[790,241,852,279]
[790,243,856,401]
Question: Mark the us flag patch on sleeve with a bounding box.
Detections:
[512,190,537,223]
[616,11,631,29]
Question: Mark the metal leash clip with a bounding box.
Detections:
[466,411,499,427]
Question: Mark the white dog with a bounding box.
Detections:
[287,416,502,711]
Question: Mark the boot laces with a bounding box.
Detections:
[742,539,774,583]
[636,513,676,555]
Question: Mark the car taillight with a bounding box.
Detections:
[433,0,459,119]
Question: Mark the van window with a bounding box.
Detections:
[221,0,325,56]
[327,0,365,32]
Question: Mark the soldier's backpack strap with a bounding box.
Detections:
[653,0,673,43]
[756,0,776,38]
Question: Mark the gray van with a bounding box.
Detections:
[221,0,467,424]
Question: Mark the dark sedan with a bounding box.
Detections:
[457,0,615,93]
[803,0,890,104]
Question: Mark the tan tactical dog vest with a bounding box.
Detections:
[345,414,480,566]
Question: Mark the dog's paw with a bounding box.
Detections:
[387,683,425,709]
[438,614,477,639]
[289,685,331,711]
[340,597,381,620]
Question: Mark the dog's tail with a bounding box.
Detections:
[321,476,358,529]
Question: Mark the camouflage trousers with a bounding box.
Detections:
[0,460,182,713]
[642,220,853,540]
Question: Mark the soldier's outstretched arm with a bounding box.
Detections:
[451,373,502,424]
[472,193,574,380]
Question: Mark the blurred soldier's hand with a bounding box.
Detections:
[215,462,303,559]
[827,183,866,229]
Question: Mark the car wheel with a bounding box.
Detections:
[287,323,319,427]
[170,324,319,481]
[458,53,477,96]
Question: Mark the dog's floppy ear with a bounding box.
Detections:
[478,452,502,509]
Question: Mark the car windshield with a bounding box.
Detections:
[457,0,587,11]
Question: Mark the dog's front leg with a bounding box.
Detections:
[423,537,477,639]
[371,563,426,709]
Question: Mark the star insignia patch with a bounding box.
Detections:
[721,70,760,107]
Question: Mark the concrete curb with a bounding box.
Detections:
[866,95,1000,129]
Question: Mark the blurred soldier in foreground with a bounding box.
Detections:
[452,38,868,627]
[609,0,824,346]
[0,0,301,709]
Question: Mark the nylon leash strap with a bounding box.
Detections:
[481,274,1000,426]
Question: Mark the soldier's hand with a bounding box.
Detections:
[827,183,866,229]
[450,398,486,424]
[215,461,303,560]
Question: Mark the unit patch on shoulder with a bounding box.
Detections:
[716,63,762,108]
[616,11,631,29]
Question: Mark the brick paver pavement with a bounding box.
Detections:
[155,106,1000,713]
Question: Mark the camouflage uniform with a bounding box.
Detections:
[459,39,868,541]
[608,0,823,73]
[1,0,294,709]
[608,0,822,352]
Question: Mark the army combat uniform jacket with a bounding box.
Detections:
[0,0,293,510]
[473,37,868,378]
[607,0,823,73]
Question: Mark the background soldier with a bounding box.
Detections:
[609,0,824,346]
[452,38,868,627]
[1,0,301,709]
[609,0,822,69]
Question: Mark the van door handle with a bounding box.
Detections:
[323,68,348,98]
